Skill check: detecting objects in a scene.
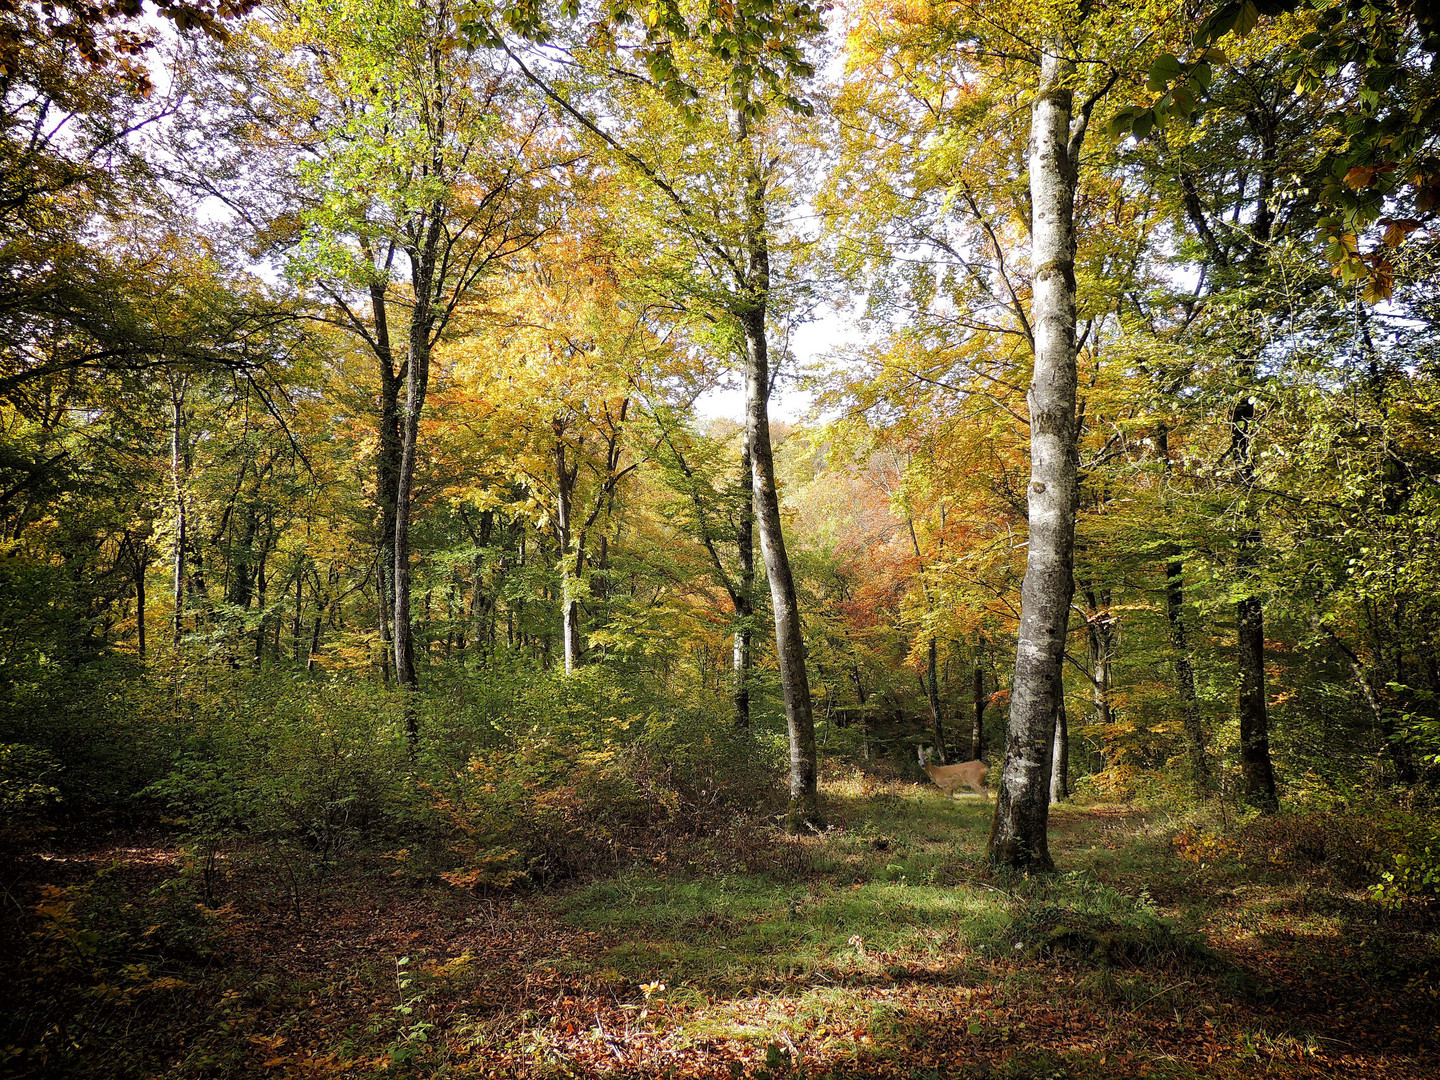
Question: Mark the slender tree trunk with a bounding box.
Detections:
[733,435,755,728]
[1232,395,1278,812]
[170,379,188,645]
[394,215,443,745]
[990,46,1081,872]
[971,659,986,760]
[926,637,946,762]
[731,105,817,829]
[1050,698,1069,804]
[307,612,322,673]
[743,308,817,829]
[293,570,303,665]
[1165,559,1212,791]
[555,432,582,675]
[253,519,271,663]
[134,544,147,660]
[1084,581,1114,730]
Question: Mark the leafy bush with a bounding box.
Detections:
[0,742,61,818]
[144,669,416,870]
[0,658,172,819]
[421,667,784,887]
[1371,819,1440,909]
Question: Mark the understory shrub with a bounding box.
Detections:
[421,666,785,887]
[144,669,415,869]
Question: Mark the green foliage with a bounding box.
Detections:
[1371,819,1440,908]
[0,659,172,819]
[0,742,61,818]
[423,666,785,886]
[1,870,226,1079]
[144,669,414,861]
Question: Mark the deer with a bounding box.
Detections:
[918,746,991,799]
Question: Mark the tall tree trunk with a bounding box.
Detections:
[134,543,147,660]
[1232,395,1278,812]
[732,105,817,830]
[743,310,817,829]
[1165,559,1212,791]
[1050,698,1069,804]
[293,569,304,665]
[926,637,946,762]
[971,660,986,761]
[990,46,1081,872]
[733,434,755,727]
[1084,582,1114,729]
[554,431,583,675]
[372,279,402,688]
[170,378,188,645]
[394,213,443,744]
[905,515,947,762]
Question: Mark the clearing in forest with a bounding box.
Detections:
[3,778,1437,1079]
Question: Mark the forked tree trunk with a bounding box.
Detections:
[989,46,1081,872]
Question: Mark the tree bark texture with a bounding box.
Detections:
[989,47,1080,873]
[733,433,755,728]
[732,104,817,829]
[1164,560,1212,791]
[1231,395,1278,812]
[394,210,445,741]
[971,661,986,761]
[1050,698,1069,804]
[555,430,582,675]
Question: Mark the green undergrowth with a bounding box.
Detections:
[555,780,1216,999]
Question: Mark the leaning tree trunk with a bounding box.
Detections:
[733,433,755,728]
[989,46,1081,872]
[743,310,817,829]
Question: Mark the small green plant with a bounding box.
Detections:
[387,956,436,1064]
[1370,821,1440,908]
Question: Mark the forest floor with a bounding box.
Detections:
[3,777,1437,1080]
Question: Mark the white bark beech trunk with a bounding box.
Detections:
[555,432,582,676]
[989,46,1081,872]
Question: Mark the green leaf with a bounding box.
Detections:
[1148,53,1183,92]
[1234,0,1259,37]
